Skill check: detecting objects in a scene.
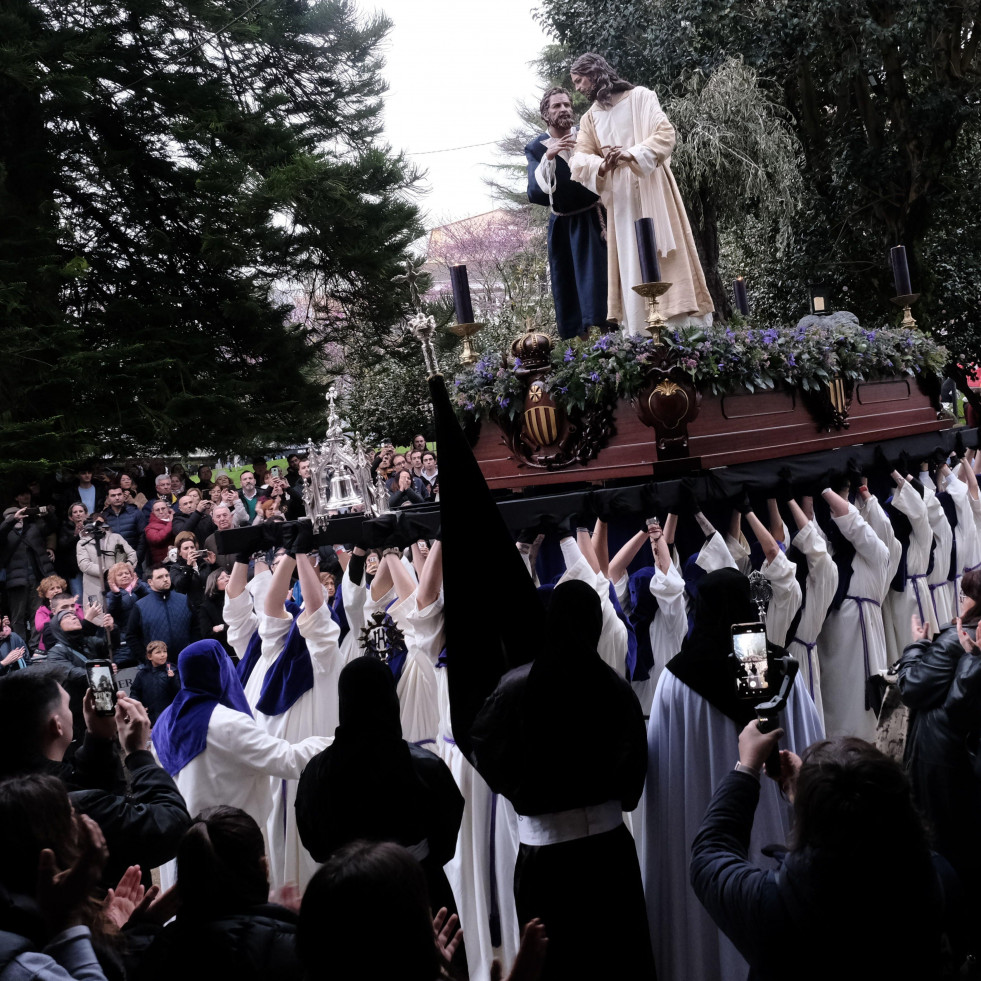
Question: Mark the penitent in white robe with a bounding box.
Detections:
[613,562,687,865]
[923,484,954,629]
[570,86,713,334]
[785,519,838,729]
[643,670,824,981]
[259,599,342,892]
[883,480,933,661]
[405,594,521,981]
[817,504,891,740]
[154,705,328,890]
[557,536,628,676]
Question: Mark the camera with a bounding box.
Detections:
[21,506,50,518]
[730,622,770,699]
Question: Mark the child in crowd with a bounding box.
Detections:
[130,640,180,723]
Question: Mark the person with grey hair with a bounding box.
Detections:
[142,472,178,515]
[526,84,608,340]
[569,52,713,335]
[203,505,237,571]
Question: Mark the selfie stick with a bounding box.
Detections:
[754,655,799,778]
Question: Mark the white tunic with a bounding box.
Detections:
[405,595,521,981]
[785,519,838,728]
[923,485,954,628]
[558,537,628,676]
[155,704,329,889]
[259,600,342,892]
[643,670,824,981]
[882,481,932,662]
[817,505,891,740]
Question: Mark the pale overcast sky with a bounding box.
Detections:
[374,0,552,230]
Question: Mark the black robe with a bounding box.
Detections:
[469,580,655,980]
[525,132,608,339]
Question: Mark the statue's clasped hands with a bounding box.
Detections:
[598,144,635,176]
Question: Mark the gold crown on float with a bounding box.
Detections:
[511,322,553,370]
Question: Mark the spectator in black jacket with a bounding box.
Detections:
[197,569,234,659]
[101,486,146,562]
[690,722,945,981]
[127,806,302,981]
[1,496,56,651]
[130,641,180,723]
[0,670,191,887]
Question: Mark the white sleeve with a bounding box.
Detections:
[297,602,341,671]
[257,612,292,660]
[535,154,556,195]
[761,549,802,647]
[857,494,901,587]
[724,532,752,576]
[247,569,273,618]
[223,588,258,661]
[404,594,445,667]
[649,565,688,659]
[208,709,329,779]
[695,532,738,573]
[396,594,440,744]
[613,574,630,613]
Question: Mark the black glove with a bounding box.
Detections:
[515,526,539,546]
[361,513,398,549]
[735,488,753,516]
[292,520,315,555]
[675,476,701,516]
[774,467,794,503]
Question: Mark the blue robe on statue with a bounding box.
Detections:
[525,131,608,340]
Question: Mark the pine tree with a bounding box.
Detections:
[0,0,422,478]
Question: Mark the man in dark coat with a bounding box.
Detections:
[0,496,56,650]
[525,85,608,340]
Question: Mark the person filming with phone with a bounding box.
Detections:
[644,568,824,981]
[690,724,947,981]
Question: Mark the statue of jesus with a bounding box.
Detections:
[569,53,714,336]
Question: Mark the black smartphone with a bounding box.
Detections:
[731,622,770,699]
[85,659,117,716]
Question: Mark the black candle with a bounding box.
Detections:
[634,218,661,283]
[733,277,750,316]
[890,245,912,297]
[449,264,475,325]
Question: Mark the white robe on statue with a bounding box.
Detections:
[817,504,891,740]
[405,594,521,981]
[643,670,824,981]
[570,86,713,334]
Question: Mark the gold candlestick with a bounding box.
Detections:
[890,292,920,329]
[448,321,485,366]
[631,282,673,343]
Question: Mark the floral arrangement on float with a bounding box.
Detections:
[451,313,948,422]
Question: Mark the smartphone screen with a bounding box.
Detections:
[731,622,769,698]
[85,660,117,716]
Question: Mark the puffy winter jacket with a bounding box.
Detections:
[100,504,146,554]
[0,512,54,589]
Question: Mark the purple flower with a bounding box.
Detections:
[563,348,575,362]
[497,395,510,408]
[593,334,612,352]
[513,356,523,369]
[590,372,601,383]
[724,328,736,342]
[787,353,797,367]
[557,385,569,394]
[465,401,475,411]
[761,328,779,346]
